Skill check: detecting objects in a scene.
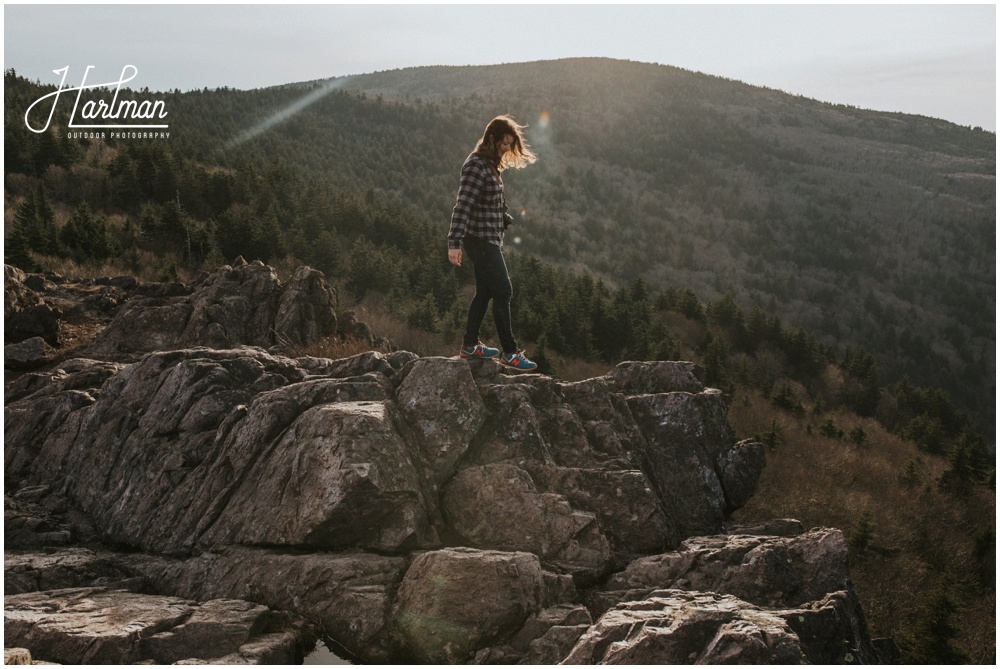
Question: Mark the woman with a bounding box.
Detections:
[448,114,537,372]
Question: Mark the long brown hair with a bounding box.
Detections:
[473,114,537,171]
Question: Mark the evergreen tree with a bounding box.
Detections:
[60,202,118,263]
[761,419,782,452]
[407,292,439,333]
[33,126,65,173]
[939,431,992,495]
[770,383,804,416]
[679,288,705,321]
[12,190,40,260]
[819,419,844,440]
[33,187,60,256]
[5,220,37,270]
[708,293,747,348]
[900,588,969,664]
[703,336,730,390]
[899,458,923,487]
[905,415,947,455]
[531,337,556,375]
[652,335,681,362]
[4,109,32,174]
[311,230,342,276]
[848,507,876,553]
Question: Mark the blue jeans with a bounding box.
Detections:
[462,235,517,355]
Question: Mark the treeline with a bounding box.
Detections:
[5,65,993,439]
[3,67,992,481]
[7,128,990,494]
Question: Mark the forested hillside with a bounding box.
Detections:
[328,60,998,436]
[12,58,990,432]
[3,59,995,663]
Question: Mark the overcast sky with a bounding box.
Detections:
[4,3,996,130]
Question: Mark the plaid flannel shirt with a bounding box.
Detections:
[448,152,506,249]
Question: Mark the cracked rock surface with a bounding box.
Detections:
[3,261,896,664]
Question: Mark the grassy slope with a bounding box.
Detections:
[728,389,995,663]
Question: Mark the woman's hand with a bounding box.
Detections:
[448,248,462,267]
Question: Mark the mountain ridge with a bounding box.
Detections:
[296,58,994,431]
[4,58,994,435]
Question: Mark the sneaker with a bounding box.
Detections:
[499,350,538,372]
[460,340,500,359]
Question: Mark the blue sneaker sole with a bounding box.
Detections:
[498,360,537,372]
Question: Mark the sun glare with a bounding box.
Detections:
[221,77,349,152]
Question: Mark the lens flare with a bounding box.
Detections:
[221,76,349,152]
[538,110,551,130]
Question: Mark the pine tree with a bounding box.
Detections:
[5,220,37,270]
[33,187,60,256]
[761,419,782,452]
[905,415,947,455]
[899,458,923,487]
[900,588,969,663]
[531,337,555,375]
[60,202,118,263]
[848,507,876,553]
[703,336,729,389]
[939,431,991,495]
[407,292,439,333]
[679,288,705,321]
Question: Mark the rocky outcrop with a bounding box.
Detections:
[3,262,894,664]
[5,587,305,664]
[87,259,337,356]
[4,265,61,350]
[565,590,805,664]
[130,548,408,663]
[588,528,858,615]
[4,337,48,370]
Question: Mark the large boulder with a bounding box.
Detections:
[199,399,436,552]
[5,549,137,595]
[395,357,487,485]
[591,528,854,614]
[628,389,736,536]
[4,337,48,371]
[563,590,808,664]
[5,347,439,555]
[4,587,304,664]
[392,548,547,663]
[4,265,61,346]
[125,548,407,663]
[555,377,650,470]
[465,383,550,465]
[717,438,768,512]
[567,588,886,665]
[4,265,38,317]
[529,464,677,555]
[272,265,338,347]
[441,464,613,581]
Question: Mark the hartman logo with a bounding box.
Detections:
[25,65,169,138]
